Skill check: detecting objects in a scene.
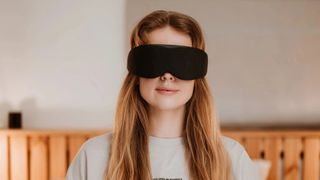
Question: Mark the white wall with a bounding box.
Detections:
[0,0,319,129]
[0,0,126,129]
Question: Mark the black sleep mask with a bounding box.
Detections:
[127,44,208,80]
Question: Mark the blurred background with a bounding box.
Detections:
[0,0,319,130]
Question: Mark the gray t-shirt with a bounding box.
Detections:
[66,132,259,180]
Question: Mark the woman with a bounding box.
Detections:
[66,10,258,180]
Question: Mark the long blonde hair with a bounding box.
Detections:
[105,10,233,180]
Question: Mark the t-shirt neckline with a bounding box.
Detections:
[148,135,184,147]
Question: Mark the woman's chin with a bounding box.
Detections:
[150,103,185,111]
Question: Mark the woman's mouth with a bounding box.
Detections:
[155,87,179,95]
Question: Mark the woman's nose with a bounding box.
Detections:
[160,73,175,81]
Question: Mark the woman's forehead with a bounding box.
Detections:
[146,26,192,47]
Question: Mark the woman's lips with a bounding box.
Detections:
[155,88,179,95]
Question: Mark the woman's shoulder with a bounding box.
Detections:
[66,132,113,180]
[221,135,248,161]
[81,131,113,152]
[221,135,259,180]
[221,135,245,152]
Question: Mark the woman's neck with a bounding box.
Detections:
[148,106,185,138]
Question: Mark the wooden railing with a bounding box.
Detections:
[224,129,320,180]
[0,128,319,180]
[0,129,106,180]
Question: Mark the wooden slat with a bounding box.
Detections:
[265,138,282,180]
[49,136,67,180]
[284,138,301,180]
[68,136,87,163]
[10,136,28,180]
[0,135,9,180]
[244,138,263,159]
[303,138,320,180]
[30,136,48,180]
